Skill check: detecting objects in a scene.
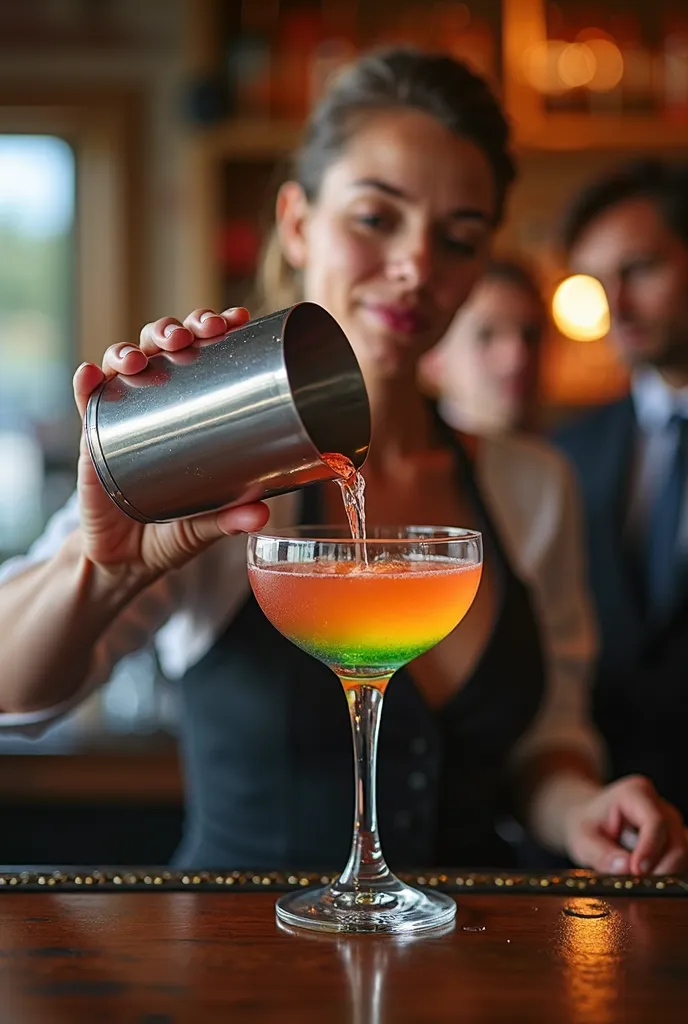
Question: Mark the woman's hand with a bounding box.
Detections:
[563,774,687,875]
[73,307,269,583]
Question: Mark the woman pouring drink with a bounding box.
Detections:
[0,49,684,875]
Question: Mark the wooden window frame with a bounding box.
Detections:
[0,86,144,364]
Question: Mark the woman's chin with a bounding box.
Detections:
[351,330,427,381]
[361,347,415,382]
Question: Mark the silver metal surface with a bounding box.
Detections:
[85,302,370,523]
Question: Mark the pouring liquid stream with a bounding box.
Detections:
[321,453,368,565]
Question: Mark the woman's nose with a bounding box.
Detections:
[388,232,433,289]
[496,334,530,375]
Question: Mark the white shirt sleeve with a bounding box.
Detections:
[0,491,182,735]
[478,435,605,773]
[0,490,299,737]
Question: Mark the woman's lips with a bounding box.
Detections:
[363,304,429,335]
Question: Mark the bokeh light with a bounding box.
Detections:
[558,43,596,88]
[521,37,624,95]
[585,39,624,91]
[552,275,610,342]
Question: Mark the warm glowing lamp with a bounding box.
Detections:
[552,275,610,342]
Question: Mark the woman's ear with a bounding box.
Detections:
[275,181,310,270]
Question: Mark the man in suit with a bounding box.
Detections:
[553,160,688,822]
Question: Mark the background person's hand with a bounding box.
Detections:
[563,774,687,874]
[73,307,269,583]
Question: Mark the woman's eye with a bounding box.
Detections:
[356,213,387,230]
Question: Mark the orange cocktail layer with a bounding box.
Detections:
[249,559,482,675]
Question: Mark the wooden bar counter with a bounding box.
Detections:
[0,869,686,1022]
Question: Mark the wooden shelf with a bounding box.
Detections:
[186,0,688,164]
[502,0,688,153]
[516,114,688,152]
[181,0,688,313]
[194,111,687,162]
[196,118,303,160]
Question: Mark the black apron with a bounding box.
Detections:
[174,433,546,870]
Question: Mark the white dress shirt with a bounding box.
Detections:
[0,433,603,770]
[626,368,688,553]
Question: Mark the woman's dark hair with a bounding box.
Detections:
[483,256,547,333]
[255,47,516,312]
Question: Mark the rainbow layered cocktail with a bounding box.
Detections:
[249,558,482,682]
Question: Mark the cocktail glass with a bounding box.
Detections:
[247,525,482,934]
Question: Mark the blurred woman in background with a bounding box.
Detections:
[421,257,546,435]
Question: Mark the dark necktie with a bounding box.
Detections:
[645,414,688,622]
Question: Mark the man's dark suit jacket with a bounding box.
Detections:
[554,396,688,818]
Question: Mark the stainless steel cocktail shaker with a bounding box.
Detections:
[85,302,370,523]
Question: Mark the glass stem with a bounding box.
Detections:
[337,678,394,890]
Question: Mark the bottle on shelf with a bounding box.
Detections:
[272,5,326,121]
[309,0,358,107]
[608,12,657,116]
[432,3,497,84]
[225,0,279,119]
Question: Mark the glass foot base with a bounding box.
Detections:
[275,878,457,934]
